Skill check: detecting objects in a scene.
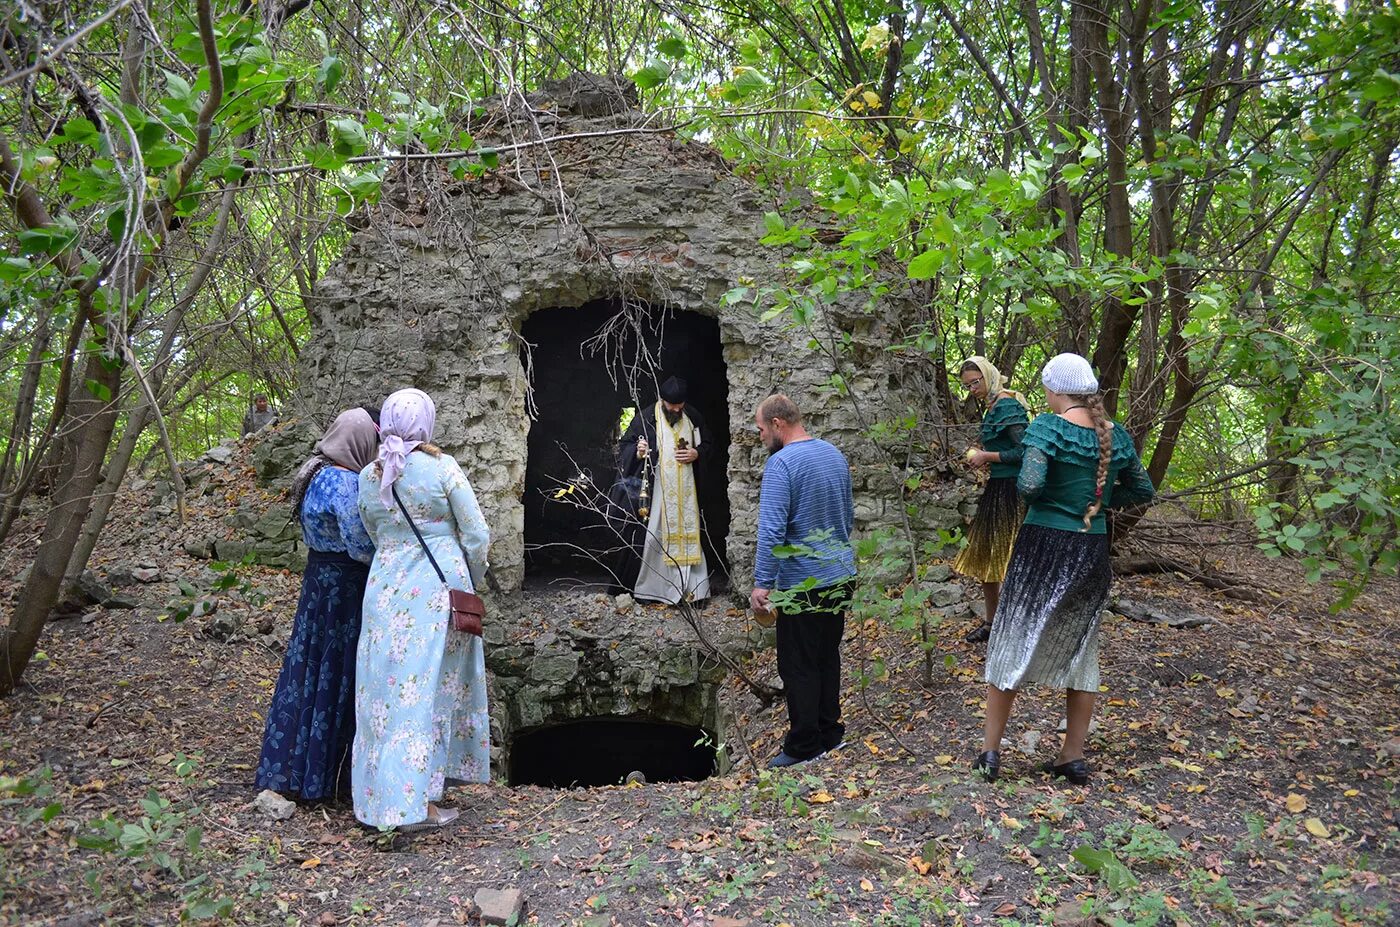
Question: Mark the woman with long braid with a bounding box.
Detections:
[973,353,1155,785]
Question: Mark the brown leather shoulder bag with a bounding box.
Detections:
[392,485,485,636]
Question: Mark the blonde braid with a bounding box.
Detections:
[1068,392,1112,531]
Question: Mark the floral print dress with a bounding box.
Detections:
[352,452,491,827]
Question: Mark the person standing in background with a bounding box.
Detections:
[242,394,279,436]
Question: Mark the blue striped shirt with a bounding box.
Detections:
[754,438,856,591]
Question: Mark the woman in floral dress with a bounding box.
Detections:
[353,388,491,828]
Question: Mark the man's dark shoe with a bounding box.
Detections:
[964,623,991,644]
[767,751,809,769]
[1042,758,1090,785]
[972,750,1000,781]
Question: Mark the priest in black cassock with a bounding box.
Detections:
[608,376,712,604]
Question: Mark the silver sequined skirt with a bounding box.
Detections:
[984,523,1111,692]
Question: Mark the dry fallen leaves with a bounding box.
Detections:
[1285,793,1308,813]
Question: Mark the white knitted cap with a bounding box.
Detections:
[1041,353,1099,394]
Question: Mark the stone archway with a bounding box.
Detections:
[519,299,730,588]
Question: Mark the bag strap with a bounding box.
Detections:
[391,478,499,594]
[392,483,449,587]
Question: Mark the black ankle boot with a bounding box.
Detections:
[964,623,991,644]
[972,750,1000,782]
[1042,758,1090,785]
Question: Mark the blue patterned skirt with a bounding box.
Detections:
[255,550,369,800]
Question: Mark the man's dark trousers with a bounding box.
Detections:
[775,581,853,760]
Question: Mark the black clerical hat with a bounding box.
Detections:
[659,376,687,403]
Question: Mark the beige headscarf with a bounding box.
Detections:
[964,356,1030,410]
[289,408,379,520]
[316,407,379,473]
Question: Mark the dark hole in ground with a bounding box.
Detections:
[508,717,718,787]
[520,299,730,589]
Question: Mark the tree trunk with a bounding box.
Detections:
[1,355,124,696]
[0,305,52,495]
[1086,0,1137,410]
[62,395,148,593]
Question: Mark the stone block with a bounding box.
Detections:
[656,648,698,686]
[251,422,318,487]
[183,539,215,560]
[214,539,251,562]
[922,563,953,583]
[527,651,580,686]
[925,582,964,609]
[484,645,529,675]
[253,789,295,821]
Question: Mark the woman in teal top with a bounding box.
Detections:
[974,353,1154,787]
[952,357,1031,644]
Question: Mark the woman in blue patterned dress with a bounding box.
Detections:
[255,408,379,800]
[353,388,491,829]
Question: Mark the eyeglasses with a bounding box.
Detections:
[962,377,983,390]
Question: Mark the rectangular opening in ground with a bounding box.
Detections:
[507,717,718,787]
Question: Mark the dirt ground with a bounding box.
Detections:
[1,468,1396,927]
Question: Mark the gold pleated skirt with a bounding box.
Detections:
[952,477,1024,584]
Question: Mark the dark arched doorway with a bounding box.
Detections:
[520,300,730,588]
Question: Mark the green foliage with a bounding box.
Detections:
[754,769,822,818]
[1070,844,1140,893]
[164,553,264,623]
[1101,821,1186,868]
[1,0,1398,610]
[2,759,231,920]
[0,767,63,828]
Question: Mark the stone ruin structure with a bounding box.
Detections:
[283,74,970,783]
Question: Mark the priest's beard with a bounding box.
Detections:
[663,407,683,425]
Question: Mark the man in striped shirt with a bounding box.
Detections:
[750,394,857,768]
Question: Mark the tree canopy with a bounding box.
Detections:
[2,0,1398,691]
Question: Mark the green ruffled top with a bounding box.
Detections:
[1017,413,1155,534]
[981,397,1030,479]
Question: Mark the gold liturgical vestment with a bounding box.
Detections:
[633,402,710,604]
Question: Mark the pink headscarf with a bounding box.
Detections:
[376,388,436,509]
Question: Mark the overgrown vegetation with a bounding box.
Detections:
[1,0,1396,711]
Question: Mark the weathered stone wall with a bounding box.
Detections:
[482,591,748,776]
[297,76,952,593]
